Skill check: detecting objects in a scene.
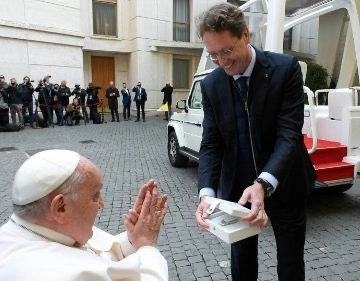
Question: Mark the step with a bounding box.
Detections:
[304,137,348,164]
[314,161,354,183]
[310,146,347,165]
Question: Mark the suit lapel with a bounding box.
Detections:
[215,68,237,136]
[250,48,272,126]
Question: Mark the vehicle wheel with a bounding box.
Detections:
[168,131,189,167]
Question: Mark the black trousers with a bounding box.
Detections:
[123,104,130,119]
[40,106,51,126]
[136,100,145,121]
[110,104,119,121]
[231,204,306,281]
[0,109,9,126]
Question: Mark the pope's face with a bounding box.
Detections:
[203,29,252,76]
[66,159,104,245]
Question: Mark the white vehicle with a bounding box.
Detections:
[167,0,360,193]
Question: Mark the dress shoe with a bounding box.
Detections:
[135,119,140,122]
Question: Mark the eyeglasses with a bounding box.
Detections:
[207,48,233,61]
[206,39,241,61]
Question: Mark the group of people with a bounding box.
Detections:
[105,81,147,122]
[0,73,173,130]
[106,81,173,123]
[0,74,103,128]
[0,3,315,280]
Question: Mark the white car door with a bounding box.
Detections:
[182,80,204,154]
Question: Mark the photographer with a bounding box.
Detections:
[64,97,82,126]
[0,81,9,127]
[58,80,72,109]
[72,84,88,122]
[7,78,23,127]
[51,83,64,126]
[35,80,51,127]
[18,76,35,128]
[86,82,101,123]
[0,75,8,91]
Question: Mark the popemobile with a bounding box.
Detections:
[167,0,360,193]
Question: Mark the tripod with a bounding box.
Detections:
[100,99,106,123]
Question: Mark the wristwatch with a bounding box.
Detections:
[254,178,275,197]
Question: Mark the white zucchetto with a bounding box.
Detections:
[12,149,80,205]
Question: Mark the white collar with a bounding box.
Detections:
[10,214,76,247]
[232,44,256,80]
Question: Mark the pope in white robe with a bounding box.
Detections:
[0,149,168,280]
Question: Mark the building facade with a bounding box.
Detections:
[0,0,223,109]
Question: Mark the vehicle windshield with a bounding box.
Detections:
[285,0,333,16]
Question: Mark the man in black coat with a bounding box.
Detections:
[0,81,9,127]
[35,81,52,127]
[121,82,131,121]
[86,82,100,123]
[72,84,88,122]
[161,83,173,120]
[18,76,35,128]
[132,82,147,122]
[106,81,120,122]
[7,78,23,126]
[195,4,316,281]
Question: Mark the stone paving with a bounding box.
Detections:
[0,115,360,280]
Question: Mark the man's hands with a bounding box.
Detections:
[195,197,210,231]
[239,182,268,228]
[195,182,268,231]
[124,180,168,249]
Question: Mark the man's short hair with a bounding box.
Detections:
[197,3,247,39]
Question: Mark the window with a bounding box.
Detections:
[189,81,202,109]
[173,0,190,42]
[173,59,189,89]
[93,0,117,36]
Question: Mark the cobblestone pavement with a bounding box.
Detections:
[0,115,360,281]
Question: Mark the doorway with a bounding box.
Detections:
[91,56,115,112]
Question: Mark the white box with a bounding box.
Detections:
[206,211,261,244]
[205,197,261,244]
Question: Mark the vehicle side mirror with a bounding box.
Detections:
[176,100,188,113]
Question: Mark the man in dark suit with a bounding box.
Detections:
[161,83,173,121]
[121,82,131,121]
[195,3,316,281]
[132,82,147,122]
[106,81,120,122]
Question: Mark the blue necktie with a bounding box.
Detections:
[236,76,248,100]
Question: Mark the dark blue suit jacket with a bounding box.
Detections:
[198,48,315,205]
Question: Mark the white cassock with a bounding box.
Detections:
[0,214,168,281]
